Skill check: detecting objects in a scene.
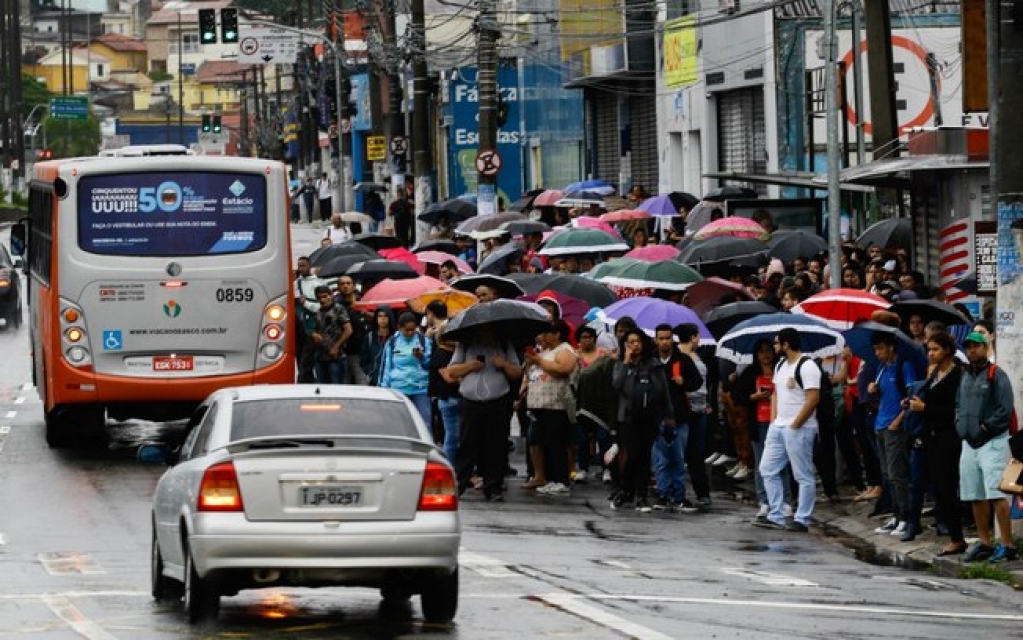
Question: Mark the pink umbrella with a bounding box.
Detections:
[684,277,753,317]
[571,215,623,238]
[600,209,652,223]
[415,250,473,274]
[625,245,680,262]
[378,247,425,274]
[354,276,447,311]
[518,290,590,328]
[693,216,771,242]
[533,189,565,207]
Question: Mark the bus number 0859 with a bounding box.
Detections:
[216,287,255,303]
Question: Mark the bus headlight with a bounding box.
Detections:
[261,343,282,360]
[66,346,88,363]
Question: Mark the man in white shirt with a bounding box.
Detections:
[324,214,352,245]
[316,172,333,222]
[753,327,820,533]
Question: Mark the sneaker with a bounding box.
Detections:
[572,469,589,484]
[756,504,769,517]
[785,520,809,533]
[537,482,570,495]
[678,499,700,514]
[725,464,740,478]
[782,503,794,518]
[874,518,898,534]
[652,496,672,511]
[635,499,653,513]
[602,469,613,484]
[705,452,722,465]
[603,444,619,466]
[696,496,712,511]
[988,545,1019,564]
[963,543,996,563]
[731,463,751,480]
[712,454,738,467]
[889,521,907,536]
[751,515,785,530]
[609,492,632,510]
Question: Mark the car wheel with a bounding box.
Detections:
[419,568,458,623]
[183,542,219,623]
[151,524,180,601]
[380,582,413,602]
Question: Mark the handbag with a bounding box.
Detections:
[1009,430,1023,462]
[997,458,1023,495]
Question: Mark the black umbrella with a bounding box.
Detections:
[412,239,460,255]
[477,244,525,275]
[767,229,828,263]
[890,299,972,327]
[455,211,528,235]
[508,195,537,212]
[450,273,525,299]
[856,217,912,251]
[506,272,617,308]
[418,198,478,225]
[676,236,769,267]
[703,185,758,202]
[345,259,419,281]
[441,299,551,344]
[668,191,700,213]
[352,232,404,251]
[318,254,371,278]
[308,241,379,267]
[354,182,388,193]
[703,301,778,339]
[501,220,550,235]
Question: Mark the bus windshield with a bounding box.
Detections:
[77,171,268,257]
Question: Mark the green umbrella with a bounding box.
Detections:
[600,260,703,292]
[538,228,629,257]
[587,257,642,281]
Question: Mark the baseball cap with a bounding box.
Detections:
[963,331,989,346]
[883,260,896,272]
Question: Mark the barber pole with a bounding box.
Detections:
[939,221,971,303]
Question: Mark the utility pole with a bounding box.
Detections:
[475,0,498,216]
[823,0,842,290]
[411,0,432,239]
[178,13,184,145]
[386,1,406,186]
[862,0,898,160]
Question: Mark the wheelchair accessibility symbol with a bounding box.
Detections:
[103,330,123,351]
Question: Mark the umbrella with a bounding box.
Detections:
[596,297,714,345]
[308,241,379,267]
[599,260,703,292]
[345,259,420,281]
[411,239,459,255]
[450,273,525,299]
[555,194,608,208]
[518,291,590,328]
[704,301,779,339]
[416,251,473,275]
[507,194,537,212]
[354,182,388,193]
[441,299,552,344]
[716,313,844,366]
[600,209,652,223]
[507,272,618,307]
[693,217,771,242]
[637,195,680,216]
[339,212,375,226]
[704,185,758,201]
[571,216,624,238]
[354,276,448,310]
[668,191,700,213]
[842,321,927,372]
[501,219,550,235]
[407,289,479,315]
[625,244,679,261]
[477,244,525,275]
[683,201,726,234]
[565,179,615,195]
[533,189,565,207]
[856,217,912,252]
[792,288,890,330]
[602,195,633,212]
[378,246,425,273]
[418,198,478,225]
[676,235,769,267]
[587,258,641,281]
[539,228,629,256]
[317,254,372,278]
[352,232,404,250]
[455,211,528,235]
[890,299,972,327]
[767,229,828,263]
[684,277,754,317]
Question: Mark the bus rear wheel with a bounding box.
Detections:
[45,405,106,449]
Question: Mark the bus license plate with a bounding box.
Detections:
[301,485,363,507]
[153,355,194,371]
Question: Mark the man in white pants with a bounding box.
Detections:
[753,327,820,533]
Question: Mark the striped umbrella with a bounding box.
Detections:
[599,260,702,292]
[693,216,771,241]
[792,288,890,330]
[539,228,630,256]
[587,258,641,281]
[717,312,844,366]
[600,209,652,223]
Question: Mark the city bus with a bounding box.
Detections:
[11,151,295,447]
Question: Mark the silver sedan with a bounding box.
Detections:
[143,384,461,623]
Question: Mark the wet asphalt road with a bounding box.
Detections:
[0,226,1021,638]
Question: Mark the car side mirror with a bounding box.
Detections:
[13,257,23,270]
[137,443,179,466]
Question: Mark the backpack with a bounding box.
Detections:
[630,363,664,424]
[779,356,834,429]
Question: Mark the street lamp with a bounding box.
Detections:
[248,20,348,214]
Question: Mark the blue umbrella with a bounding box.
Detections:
[596,297,714,345]
[565,179,614,195]
[717,312,844,366]
[637,195,680,216]
[842,321,927,373]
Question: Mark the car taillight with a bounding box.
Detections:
[418,461,458,511]
[198,462,245,512]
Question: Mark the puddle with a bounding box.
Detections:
[819,524,928,570]
[734,543,804,555]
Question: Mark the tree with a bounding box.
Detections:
[42,114,101,158]
[21,74,52,121]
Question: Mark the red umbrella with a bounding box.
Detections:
[415,250,473,274]
[532,189,565,207]
[793,288,890,330]
[519,290,590,328]
[684,277,753,318]
[599,209,652,223]
[693,216,771,242]
[625,244,679,262]
[378,247,425,274]
[354,276,447,310]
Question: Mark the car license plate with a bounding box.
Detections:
[301,485,363,507]
[153,355,194,371]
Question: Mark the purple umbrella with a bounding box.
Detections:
[595,297,714,345]
[636,195,680,217]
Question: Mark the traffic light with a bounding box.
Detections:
[220,8,239,44]
[201,114,211,132]
[212,115,222,134]
[199,8,217,44]
[36,149,53,160]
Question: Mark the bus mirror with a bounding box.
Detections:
[54,178,68,199]
[10,223,26,257]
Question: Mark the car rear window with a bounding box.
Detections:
[230,398,420,440]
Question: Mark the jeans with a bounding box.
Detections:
[437,397,462,463]
[760,423,818,526]
[684,413,710,500]
[752,421,791,507]
[877,428,911,523]
[653,423,689,503]
[408,392,432,429]
[314,357,345,384]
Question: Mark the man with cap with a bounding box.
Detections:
[955,331,1018,563]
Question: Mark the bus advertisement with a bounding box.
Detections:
[12,154,295,447]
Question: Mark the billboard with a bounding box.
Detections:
[663,16,698,89]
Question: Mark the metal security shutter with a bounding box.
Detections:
[717,87,767,194]
[630,96,658,191]
[593,92,620,183]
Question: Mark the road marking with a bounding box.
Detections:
[21,382,32,391]
[42,595,119,640]
[0,533,6,550]
[460,550,518,578]
[38,552,106,575]
[598,559,634,570]
[721,568,819,587]
[4,411,15,419]
[0,425,10,434]
[536,593,674,640]
[14,396,25,404]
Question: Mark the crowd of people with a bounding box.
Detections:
[291,201,1020,566]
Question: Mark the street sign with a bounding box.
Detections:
[475,149,502,177]
[389,136,408,156]
[236,26,300,65]
[180,63,196,76]
[49,96,89,121]
[367,136,386,161]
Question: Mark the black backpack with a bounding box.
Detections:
[630,363,663,423]
[778,356,835,429]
